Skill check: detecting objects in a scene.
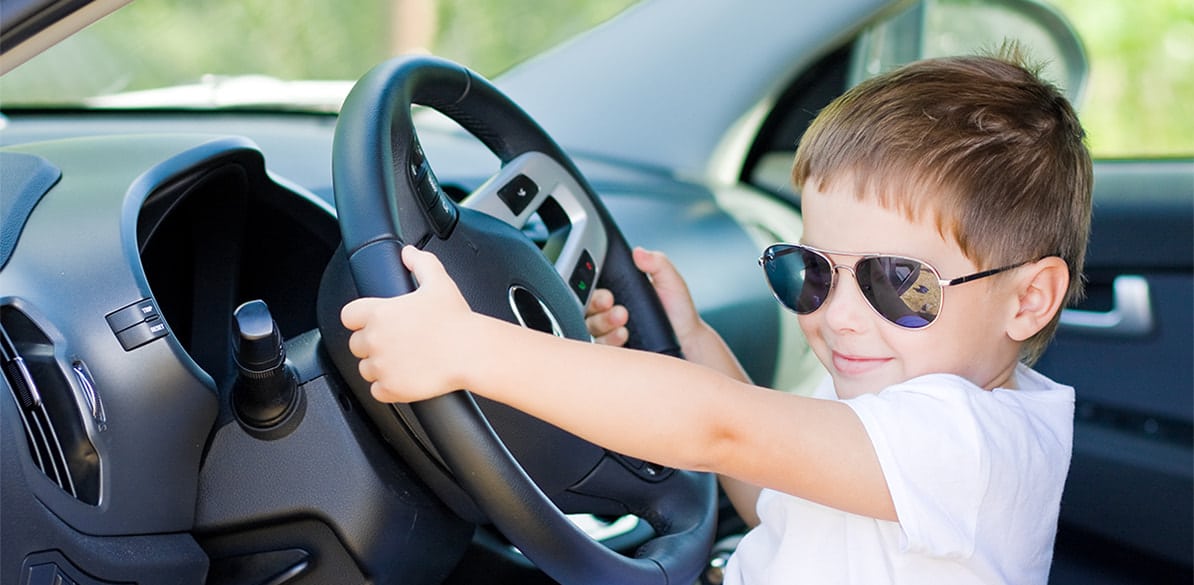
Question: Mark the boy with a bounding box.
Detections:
[341,52,1092,583]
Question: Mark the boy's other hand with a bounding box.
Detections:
[341,246,474,404]
[584,288,630,346]
[584,247,703,348]
[631,247,702,343]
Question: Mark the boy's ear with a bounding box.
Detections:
[1007,256,1070,342]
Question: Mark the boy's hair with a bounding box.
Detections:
[791,49,1092,364]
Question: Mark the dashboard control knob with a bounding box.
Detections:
[232,300,301,433]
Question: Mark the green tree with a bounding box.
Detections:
[1049,0,1194,157]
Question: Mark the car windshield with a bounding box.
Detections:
[0,0,639,111]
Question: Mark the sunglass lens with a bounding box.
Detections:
[855,257,940,328]
[763,245,832,314]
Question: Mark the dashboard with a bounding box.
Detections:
[0,110,777,583]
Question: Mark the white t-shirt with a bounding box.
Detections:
[725,364,1075,584]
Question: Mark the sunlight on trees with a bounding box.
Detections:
[1048,0,1193,157]
[2,0,1188,157]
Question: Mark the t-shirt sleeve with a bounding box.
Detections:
[845,375,990,558]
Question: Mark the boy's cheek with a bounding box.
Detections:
[795,315,822,345]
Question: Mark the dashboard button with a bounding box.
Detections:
[115,318,169,351]
[105,299,159,333]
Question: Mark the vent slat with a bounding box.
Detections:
[34,406,78,497]
[12,405,48,474]
[11,389,78,498]
[2,356,40,409]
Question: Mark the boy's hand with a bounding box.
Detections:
[586,247,752,385]
[584,247,703,348]
[584,288,630,346]
[630,248,703,343]
[341,246,474,404]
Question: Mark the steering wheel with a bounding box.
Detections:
[325,55,716,585]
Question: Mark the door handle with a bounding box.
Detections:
[1059,275,1153,337]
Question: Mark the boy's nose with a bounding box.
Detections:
[820,268,873,333]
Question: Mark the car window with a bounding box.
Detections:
[746,0,1192,200]
[855,0,1193,159]
[0,0,639,108]
[853,0,1088,106]
[1046,0,1193,158]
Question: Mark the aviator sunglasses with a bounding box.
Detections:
[759,243,1036,329]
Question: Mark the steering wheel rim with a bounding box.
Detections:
[328,55,716,585]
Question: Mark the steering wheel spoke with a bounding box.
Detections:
[464,152,609,307]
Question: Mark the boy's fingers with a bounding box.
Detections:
[592,326,629,347]
[585,288,615,317]
[347,328,372,359]
[370,381,391,403]
[356,355,376,381]
[401,245,450,290]
[585,303,628,337]
[341,296,383,330]
[633,247,686,293]
[631,246,658,270]
[341,247,444,332]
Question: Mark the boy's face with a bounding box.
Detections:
[797,178,1022,399]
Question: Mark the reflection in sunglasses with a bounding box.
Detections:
[761,242,1043,331]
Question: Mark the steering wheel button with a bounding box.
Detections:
[568,250,597,302]
[426,194,458,237]
[414,165,442,210]
[409,141,426,176]
[497,174,538,216]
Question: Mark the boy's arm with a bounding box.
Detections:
[586,248,765,525]
[721,477,762,527]
[342,246,896,522]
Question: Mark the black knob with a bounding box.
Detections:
[234,299,285,373]
[232,300,300,432]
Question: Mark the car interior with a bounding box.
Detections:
[1,0,1190,584]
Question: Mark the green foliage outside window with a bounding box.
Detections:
[2,0,1188,158]
[1048,0,1193,157]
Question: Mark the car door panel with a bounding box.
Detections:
[1036,158,1194,567]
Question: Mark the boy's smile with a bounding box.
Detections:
[796,177,1022,399]
[830,351,892,377]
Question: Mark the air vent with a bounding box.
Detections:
[0,306,100,505]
